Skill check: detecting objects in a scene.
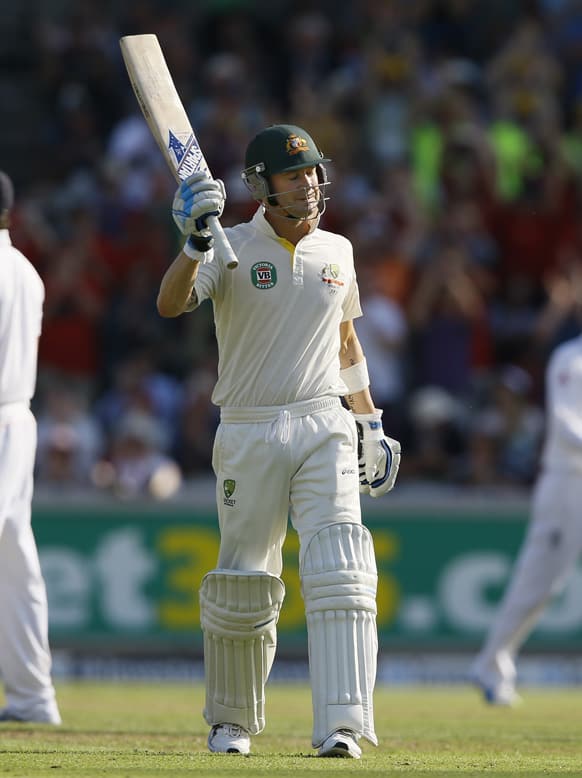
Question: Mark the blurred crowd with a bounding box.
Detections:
[6,0,582,499]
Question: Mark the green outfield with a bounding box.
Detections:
[1,681,581,776]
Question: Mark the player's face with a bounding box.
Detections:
[269,166,320,219]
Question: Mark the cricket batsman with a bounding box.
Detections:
[157,124,401,758]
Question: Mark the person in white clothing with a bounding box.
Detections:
[157,124,401,758]
[0,171,61,725]
[471,332,582,705]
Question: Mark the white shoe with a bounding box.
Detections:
[471,675,521,707]
[0,707,62,725]
[318,729,362,758]
[207,723,250,754]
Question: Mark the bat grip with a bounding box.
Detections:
[207,216,239,270]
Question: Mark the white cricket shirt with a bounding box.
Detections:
[541,333,582,473]
[0,230,44,404]
[192,207,362,407]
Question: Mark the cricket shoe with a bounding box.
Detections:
[0,707,62,725]
[471,676,521,707]
[318,729,362,758]
[207,723,251,754]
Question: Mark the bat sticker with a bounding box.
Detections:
[168,130,204,179]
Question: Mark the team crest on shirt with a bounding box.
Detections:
[223,479,236,506]
[251,261,277,289]
[320,263,344,292]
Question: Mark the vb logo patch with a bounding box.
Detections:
[223,479,236,506]
[251,261,277,289]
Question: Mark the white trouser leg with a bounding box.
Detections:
[0,522,59,721]
[473,474,582,687]
[0,415,60,723]
[301,523,378,747]
[200,570,285,734]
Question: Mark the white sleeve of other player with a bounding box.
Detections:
[547,341,582,449]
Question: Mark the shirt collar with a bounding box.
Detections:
[0,229,12,246]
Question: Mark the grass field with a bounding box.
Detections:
[1,681,582,777]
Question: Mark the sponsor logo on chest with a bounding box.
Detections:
[251,261,278,289]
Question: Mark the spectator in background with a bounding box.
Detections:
[486,14,563,204]
[93,348,184,452]
[467,365,544,487]
[355,261,408,439]
[400,385,467,483]
[35,381,103,489]
[104,109,169,211]
[173,364,218,477]
[407,242,490,398]
[489,136,569,285]
[488,271,542,366]
[100,260,170,385]
[37,205,109,395]
[188,52,267,180]
[34,2,123,179]
[281,10,335,97]
[439,121,497,215]
[94,409,182,500]
[360,33,420,173]
[35,424,89,492]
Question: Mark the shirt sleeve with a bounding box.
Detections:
[341,239,363,322]
[547,346,582,448]
[191,254,224,309]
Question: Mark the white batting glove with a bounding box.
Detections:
[353,410,401,497]
[172,171,226,251]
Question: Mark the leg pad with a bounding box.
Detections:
[199,570,285,734]
[301,523,378,747]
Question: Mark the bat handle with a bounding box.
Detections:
[207,216,239,270]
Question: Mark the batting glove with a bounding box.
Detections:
[353,409,401,497]
[172,171,226,251]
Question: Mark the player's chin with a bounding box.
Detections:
[293,201,319,220]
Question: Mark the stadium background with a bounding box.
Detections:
[1,0,582,683]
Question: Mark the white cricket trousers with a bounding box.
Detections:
[207,396,379,745]
[213,396,362,574]
[474,470,582,687]
[0,403,60,722]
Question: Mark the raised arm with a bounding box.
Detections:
[157,171,226,317]
[157,252,201,317]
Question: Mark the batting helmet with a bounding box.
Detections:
[241,124,330,204]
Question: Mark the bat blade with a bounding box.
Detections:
[120,34,238,269]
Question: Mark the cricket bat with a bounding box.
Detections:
[119,33,239,269]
